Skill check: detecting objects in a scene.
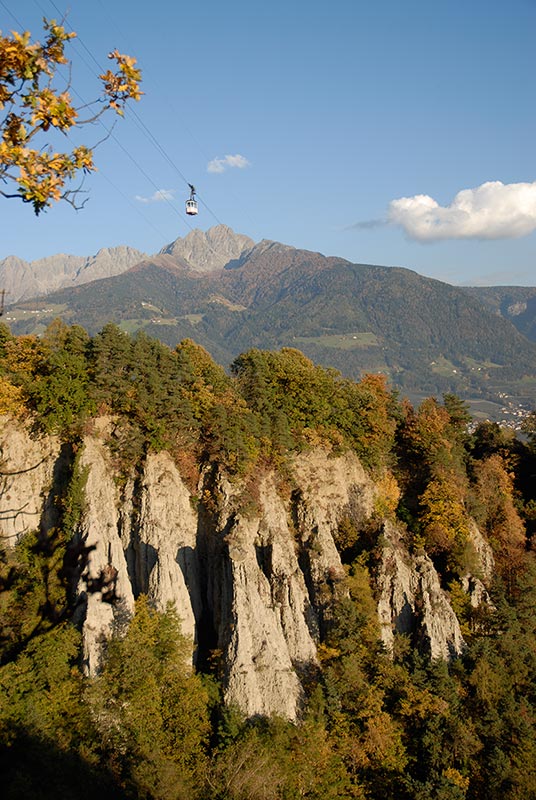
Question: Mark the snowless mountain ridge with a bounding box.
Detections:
[0,225,254,304]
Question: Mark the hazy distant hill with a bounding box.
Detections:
[464,286,536,343]
[0,246,148,303]
[5,226,536,419]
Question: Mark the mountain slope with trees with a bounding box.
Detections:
[6,228,536,418]
[465,286,536,343]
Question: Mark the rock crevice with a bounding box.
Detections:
[0,421,489,718]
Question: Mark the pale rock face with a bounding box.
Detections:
[461,575,493,609]
[467,519,495,584]
[0,247,146,304]
[377,522,416,650]
[224,554,305,719]
[292,448,375,524]
[415,554,465,660]
[507,301,527,316]
[0,254,84,303]
[132,451,201,643]
[77,444,203,673]
[77,435,135,675]
[460,520,496,611]
[257,479,319,667]
[1,421,477,718]
[72,246,147,286]
[292,449,375,608]
[160,225,255,272]
[0,417,61,542]
[1,225,255,306]
[206,474,319,719]
[377,520,465,660]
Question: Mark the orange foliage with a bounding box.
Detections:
[475,454,526,588]
[0,19,142,213]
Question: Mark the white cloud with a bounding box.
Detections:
[207,154,251,174]
[135,189,174,203]
[388,180,536,241]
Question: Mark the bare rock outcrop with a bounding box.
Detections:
[292,449,374,615]
[1,421,478,718]
[377,521,465,660]
[128,451,201,642]
[77,435,135,674]
[0,417,61,543]
[460,520,496,610]
[160,225,255,273]
[0,247,146,304]
[200,471,319,719]
[77,442,202,673]
[466,518,495,584]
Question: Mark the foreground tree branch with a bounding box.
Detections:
[0,18,142,214]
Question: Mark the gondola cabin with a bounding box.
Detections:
[185,198,198,216]
[186,184,198,215]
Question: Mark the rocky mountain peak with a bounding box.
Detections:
[159,224,255,272]
[0,245,147,304]
[73,245,148,283]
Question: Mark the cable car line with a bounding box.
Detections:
[0,0,25,29]
[0,0,228,323]
[10,0,233,234]
[120,104,225,225]
[10,0,229,264]
[1,0,182,245]
[51,4,230,251]
[29,0,201,234]
[42,0,224,226]
[42,0,227,228]
[65,127,175,243]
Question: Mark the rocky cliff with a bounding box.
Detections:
[159,225,255,272]
[1,226,253,305]
[0,417,492,720]
[0,246,148,304]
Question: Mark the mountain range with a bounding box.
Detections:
[3,225,536,421]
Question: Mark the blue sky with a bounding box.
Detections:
[1,0,535,285]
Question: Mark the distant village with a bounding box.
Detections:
[496,393,533,430]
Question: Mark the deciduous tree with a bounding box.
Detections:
[0,18,141,213]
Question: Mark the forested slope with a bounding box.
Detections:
[465,286,536,343]
[8,233,536,418]
[1,320,536,800]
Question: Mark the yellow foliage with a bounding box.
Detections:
[469,657,506,708]
[397,684,449,719]
[0,19,141,213]
[443,767,470,792]
[403,397,454,462]
[317,643,342,662]
[0,376,24,415]
[373,470,401,518]
[2,335,44,375]
[474,454,526,584]
[448,580,474,638]
[360,711,407,773]
[420,475,470,553]
[99,50,143,114]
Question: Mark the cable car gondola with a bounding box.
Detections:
[185,183,198,216]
